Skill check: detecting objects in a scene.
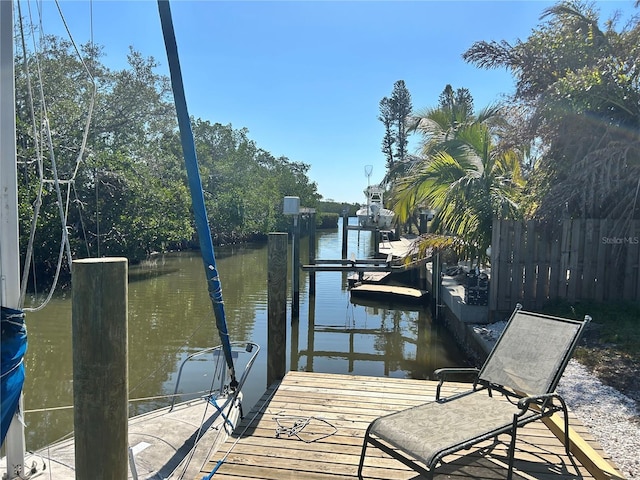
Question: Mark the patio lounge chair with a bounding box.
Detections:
[358,304,591,479]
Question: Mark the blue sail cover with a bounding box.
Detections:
[1,306,27,445]
[157,0,236,385]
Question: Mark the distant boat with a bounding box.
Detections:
[356,184,395,229]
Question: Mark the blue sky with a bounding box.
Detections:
[35,1,636,203]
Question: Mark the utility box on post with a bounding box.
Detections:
[283,196,300,215]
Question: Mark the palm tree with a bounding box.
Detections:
[463,1,640,222]
[391,104,525,266]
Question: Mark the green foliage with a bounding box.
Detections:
[463,0,640,221]
[540,299,640,355]
[317,200,359,216]
[317,213,339,229]
[393,90,525,265]
[379,80,413,180]
[437,84,474,121]
[191,119,320,240]
[15,34,319,284]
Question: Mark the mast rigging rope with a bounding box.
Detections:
[16,0,96,310]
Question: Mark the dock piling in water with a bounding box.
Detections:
[267,233,287,386]
[72,257,128,480]
[341,211,348,259]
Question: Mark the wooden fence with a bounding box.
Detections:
[490,219,640,313]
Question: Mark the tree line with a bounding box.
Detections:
[379,1,640,265]
[15,33,320,286]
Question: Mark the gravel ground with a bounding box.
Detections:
[474,322,640,479]
[558,360,640,479]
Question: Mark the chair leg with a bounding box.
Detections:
[559,398,572,457]
[357,427,372,479]
[507,417,519,480]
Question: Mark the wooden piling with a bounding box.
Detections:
[431,251,442,322]
[292,216,300,318]
[419,211,427,234]
[341,211,348,259]
[268,233,288,386]
[419,259,428,291]
[72,257,128,480]
[308,211,316,295]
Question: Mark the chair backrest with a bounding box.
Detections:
[478,306,589,395]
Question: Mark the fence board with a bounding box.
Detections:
[523,220,537,305]
[489,219,501,312]
[635,221,640,301]
[559,220,572,299]
[582,219,597,299]
[548,229,561,302]
[534,223,550,309]
[567,220,582,302]
[595,219,608,302]
[510,222,524,305]
[490,219,640,312]
[623,220,640,300]
[497,221,512,312]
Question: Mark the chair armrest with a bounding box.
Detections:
[517,392,567,414]
[434,367,480,379]
[434,368,480,400]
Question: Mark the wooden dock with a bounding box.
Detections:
[301,236,428,275]
[200,371,623,479]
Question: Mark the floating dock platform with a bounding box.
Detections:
[349,283,427,303]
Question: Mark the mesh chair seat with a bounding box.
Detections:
[370,391,536,467]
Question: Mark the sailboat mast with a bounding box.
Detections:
[1,0,26,475]
[157,0,237,385]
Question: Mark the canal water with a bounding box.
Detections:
[20,218,467,450]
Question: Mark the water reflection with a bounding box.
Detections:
[20,219,466,450]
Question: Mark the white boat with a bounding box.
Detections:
[1,342,259,480]
[356,184,395,229]
[1,2,260,478]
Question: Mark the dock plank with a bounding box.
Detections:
[201,371,621,480]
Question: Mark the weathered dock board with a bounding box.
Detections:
[201,371,621,479]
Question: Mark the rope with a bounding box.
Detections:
[17,0,96,311]
[23,390,219,414]
[17,0,45,308]
[273,414,338,443]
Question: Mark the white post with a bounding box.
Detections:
[1,0,26,476]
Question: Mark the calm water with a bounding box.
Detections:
[21,218,466,450]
